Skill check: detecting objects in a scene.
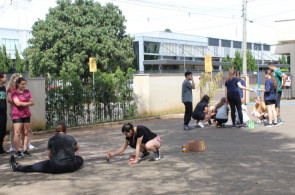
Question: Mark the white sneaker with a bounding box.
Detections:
[28,143,35,150]
[194,121,199,127]
[10,147,16,152]
[197,122,204,128]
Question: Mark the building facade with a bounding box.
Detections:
[0,27,32,59]
[274,19,295,98]
[134,31,279,73]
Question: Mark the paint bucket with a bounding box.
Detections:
[248,121,254,129]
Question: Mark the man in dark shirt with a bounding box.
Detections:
[10,123,83,173]
[0,71,8,155]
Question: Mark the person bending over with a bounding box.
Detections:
[10,123,83,173]
[192,95,214,128]
[215,97,229,128]
[110,123,162,164]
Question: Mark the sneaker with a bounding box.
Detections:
[265,123,274,128]
[28,143,35,150]
[153,149,161,161]
[23,150,31,157]
[194,121,199,127]
[232,124,236,128]
[184,126,193,130]
[197,122,204,128]
[239,124,247,128]
[222,124,226,128]
[14,151,24,158]
[10,155,18,172]
[139,150,150,160]
[10,147,16,152]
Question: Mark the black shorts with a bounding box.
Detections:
[265,100,276,106]
[276,91,282,108]
[12,116,31,124]
[192,113,205,120]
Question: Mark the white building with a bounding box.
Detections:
[134,31,279,73]
[0,27,32,59]
[274,19,295,98]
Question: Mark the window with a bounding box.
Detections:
[233,41,242,49]
[263,45,270,51]
[180,45,193,56]
[144,42,160,54]
[162,43,177,55]
[208,38,219,46]
[221,40,231,48]
[1,39,20,51]
[247,42,252,50]
[254,43,261,50]
[195,46,206,57]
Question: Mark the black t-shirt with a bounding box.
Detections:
[0,86,7,114]
[126,136,137,149]
[136,125,157,143]
[47,133,77,165]
[193,101,208,117]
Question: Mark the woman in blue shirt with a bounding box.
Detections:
[225,70,253,128]
[258,70,279,127]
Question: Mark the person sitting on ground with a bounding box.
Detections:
[252,97,268,123]
[10,123,83,173]
[215,97,229,128]
[192,95,215,128]
[110,123,162,164]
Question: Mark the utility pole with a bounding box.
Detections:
[242,0,247,75]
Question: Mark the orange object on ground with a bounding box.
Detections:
[188,140,206,152]
[182,145,188,152]
[129,155,135,161]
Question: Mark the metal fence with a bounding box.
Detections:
[45,74,135,129]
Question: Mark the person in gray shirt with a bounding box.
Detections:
[215,97,229,128]
[182,71,195,130]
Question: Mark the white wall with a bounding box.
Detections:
[133,74,201,115]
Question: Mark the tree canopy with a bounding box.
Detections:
[24,0,135,79]
[221,50,257,71]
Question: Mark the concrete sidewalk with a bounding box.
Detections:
[0,104,295,195]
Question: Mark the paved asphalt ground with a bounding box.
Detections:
[0,102,295,195]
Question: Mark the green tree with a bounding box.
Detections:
[164,28,172,33]
[231,51,243,71]
[0,45,12,72]
[14,46,25,73]
[247,49,257,71]
[279,55,287,64]
[222,54,232,70]
[24,0,135,79]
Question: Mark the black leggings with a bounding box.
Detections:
[0,114,7,150]
[17,155,83,174]
[227,93,243,125]
[216,118,228,126]
[183,102,192,126]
